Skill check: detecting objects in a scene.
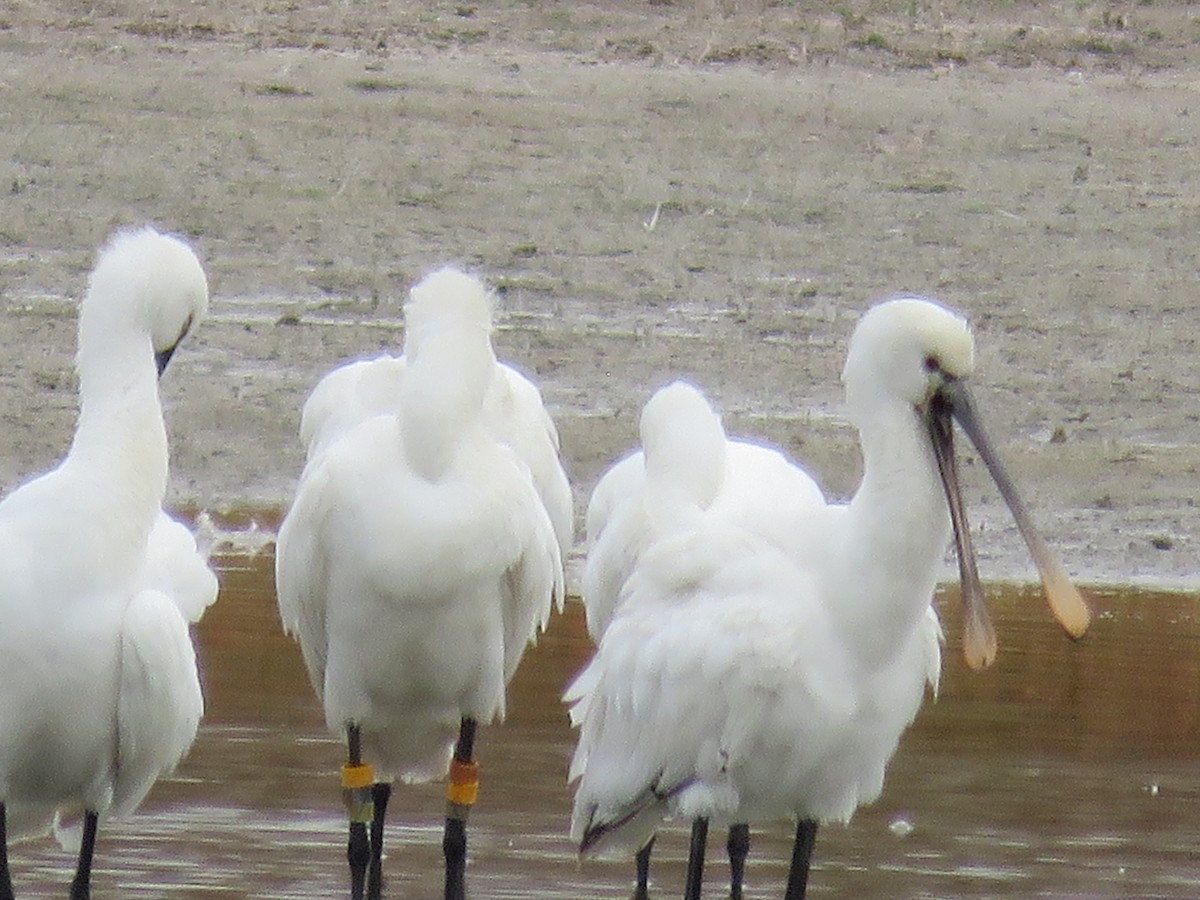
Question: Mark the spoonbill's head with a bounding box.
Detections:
[394,268,499,481]
[403,266,495,361]
[640,380,727,512]
[81,226,209,377]
[845,297,1091,670]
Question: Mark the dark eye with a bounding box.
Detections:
[923,355,939,373]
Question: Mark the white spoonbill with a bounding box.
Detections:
[0,227,214,900]
[580,380,827,641]
[566,297,1090,899]
[275,267,568,900]
[572,380,841,897]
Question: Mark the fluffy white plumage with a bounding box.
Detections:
[0,227,214,850]
[297,295,572,566]
[275,266,568,781]
[566,301,968,854]
[141,512,220,624]
[579,381,829,643]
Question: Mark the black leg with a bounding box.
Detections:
[783,819,818,900]
[69,811,99,900]
[633,835,655,900]
[443,717,478,900]
[349,820,369,900]
[683,817,708,900]
[727,823,750,900]
[0,803,14,900]
[343,724,375,900]
[366,782,392,900]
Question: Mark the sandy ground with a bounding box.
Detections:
[0,1,1197,588]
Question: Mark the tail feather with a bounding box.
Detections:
[579,773,696,854]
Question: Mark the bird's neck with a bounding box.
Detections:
[835,401,951,662]
[66,335,169,551]
[398,334,493,481]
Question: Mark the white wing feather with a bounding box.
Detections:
[275,455,335,701]
[568,526,852,852]
[140,512,218,623]
[299,355,406,460]
[112,589,204,817]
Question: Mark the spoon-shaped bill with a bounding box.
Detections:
[939,378,1092,640]
[928,395,997,670]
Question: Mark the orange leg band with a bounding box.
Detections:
[342,763,374,789]
[446,759,479,807]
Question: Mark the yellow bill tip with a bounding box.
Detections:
[963,640,996,671]
[961,583,998,670]
[1044,571,1092,639]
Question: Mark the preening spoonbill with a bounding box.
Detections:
[566,298,1090,899]
[571,380,839,897]
[580,380,827,642]
[275,267,568,900]
[0,227,214,899]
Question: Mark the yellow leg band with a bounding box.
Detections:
[446,759,479,806]
[342,763,374,789]
[342,763,375,823]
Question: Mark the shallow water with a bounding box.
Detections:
[8,553,1200,898]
